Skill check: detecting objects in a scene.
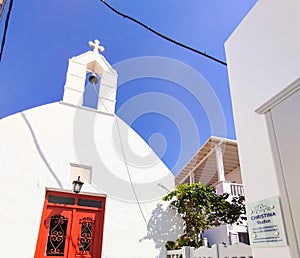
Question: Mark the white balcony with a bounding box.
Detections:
[176,137,242,188]
[215,181,244,197]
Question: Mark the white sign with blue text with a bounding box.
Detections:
[247,196,287,248]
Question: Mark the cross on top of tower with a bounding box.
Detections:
[88,39,105,53]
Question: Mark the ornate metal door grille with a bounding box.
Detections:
[46,215,68,256]
[78,217,95,254]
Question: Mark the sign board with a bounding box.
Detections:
[247,196,287,248]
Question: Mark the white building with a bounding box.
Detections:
[176,136,248,246]
[225,1,300,257]
[0,41,182,258]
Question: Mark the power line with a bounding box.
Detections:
[115,117,149,226]
[0,0,13,62]
[100,0,227,66]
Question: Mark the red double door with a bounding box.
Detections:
[35,191,106,258]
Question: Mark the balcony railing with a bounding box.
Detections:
[215,182,244,197]
[230,183,244,196]
[167,243,252,258]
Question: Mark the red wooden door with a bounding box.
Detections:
[35,191,105,258]
[69,209,103,258]
[35,206,73,257]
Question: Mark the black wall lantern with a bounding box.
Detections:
[72,176,84,194]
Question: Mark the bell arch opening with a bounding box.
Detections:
[83,72,101,110]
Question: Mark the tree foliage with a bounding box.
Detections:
[163,183,246,248]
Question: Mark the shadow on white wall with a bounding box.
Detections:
[141,203,183,258]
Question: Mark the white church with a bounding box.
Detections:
[0,40,183,258]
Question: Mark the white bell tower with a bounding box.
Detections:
[62,39,118,115]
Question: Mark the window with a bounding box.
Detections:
[46,215,69,256]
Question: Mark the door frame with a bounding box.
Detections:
[255,78,300,257]
[34,189,106,258]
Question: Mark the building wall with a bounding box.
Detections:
[0,102,181,257]
[268,89,300,251]
[225,0,300,257]
[204,225,229,246]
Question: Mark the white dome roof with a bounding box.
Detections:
[0,101,174,202]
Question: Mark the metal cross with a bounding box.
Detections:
[88,39,105,53]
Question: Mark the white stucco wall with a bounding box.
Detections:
[225,0,300,257]
[0,102,182,257]
[204,225,229,246]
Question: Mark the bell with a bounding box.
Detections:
[88,73,99,85]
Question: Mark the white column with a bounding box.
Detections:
[215,145,225,182]
[189,172,195,184]
[97,69,118,115]
[62,60,86,106]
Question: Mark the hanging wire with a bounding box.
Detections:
[100,0,227,66]
[87,73,149,224]
[0,0,13,62]
[91,80,100,96]
[115,117,149,225]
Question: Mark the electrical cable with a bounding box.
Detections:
[100,0,227,66]
[115,117,149,226]
[0,0,13,62]
[92,82,100,97]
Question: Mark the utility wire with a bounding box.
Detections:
[100,0,227,66]
[115,117,148,226]
[0,0,13,62]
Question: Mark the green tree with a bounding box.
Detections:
[163,183,245,249]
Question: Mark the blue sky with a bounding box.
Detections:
[0,0,257,175]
